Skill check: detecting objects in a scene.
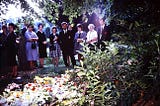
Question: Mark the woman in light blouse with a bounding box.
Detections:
[86,24,98,44]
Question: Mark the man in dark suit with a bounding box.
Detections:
[97,18,111,50]
[58,22,76,67]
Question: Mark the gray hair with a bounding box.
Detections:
[88,24,95,29]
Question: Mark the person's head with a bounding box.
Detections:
[68,23,73,31]
[77,24,83,32]
[38,23,43,31]
[61,22,68,30]
[99,18,105,25]
[27,24,34,32]
[52,26,57,33]
[2,25,7,33]
[8,23,15,33]
[88,24,95,31]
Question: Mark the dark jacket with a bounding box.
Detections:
[58,29,75,51]
[49,33,59,45]
[5,32,17,66]
[37,31,46,47]
[97,25,111,43]
[0,32,7,50]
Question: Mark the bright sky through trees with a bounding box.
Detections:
[0,0,43,21]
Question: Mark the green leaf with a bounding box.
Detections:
[129,23,133,30]
[79,96,85,105]
[77,71,86,77]
[135,21,140,27]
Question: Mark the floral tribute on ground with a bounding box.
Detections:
[0,70,86,106]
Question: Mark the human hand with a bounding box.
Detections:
[77,38,83,42]
[43,41,47,44]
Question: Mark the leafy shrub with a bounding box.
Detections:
[69,42,146,106]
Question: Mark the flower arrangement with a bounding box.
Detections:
[0,71,83,106]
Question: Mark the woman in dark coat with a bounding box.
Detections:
[5,23,18,77]
[37,24,47,68]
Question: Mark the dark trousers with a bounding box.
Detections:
[62,49,76,67]
[0,48,9,75]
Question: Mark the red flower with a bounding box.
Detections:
[28,83,32,86]
[32,87,36,91]
[74,82,77,87]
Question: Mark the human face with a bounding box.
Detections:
[68,25,72,30]
[88,26,94,31]
[28,26,33,32]
[8,25,14,33]
[77,27,82,32]
[99,19,105,25]
[52,28,56,33]
[2,27,7,33]
[39,25,43,31]
[62,24,67,29]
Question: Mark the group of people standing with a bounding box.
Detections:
[0,17,110,78]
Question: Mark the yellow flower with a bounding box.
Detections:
[62,100,72,105]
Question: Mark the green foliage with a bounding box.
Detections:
[40,0,113,23]
[39,0,59,24]
[62,0,113,22]
[0,0,114,23]
[109,0,160,102]
[68,42,145,105]
[110,0,160,86]
[135,33,160,82]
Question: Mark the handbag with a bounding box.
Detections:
[31,42,36,49]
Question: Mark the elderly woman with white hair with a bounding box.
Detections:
[86,24,98,44]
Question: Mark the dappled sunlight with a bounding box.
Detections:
[1,4,25,20]
[25,0,44,16]
[0,0,44,21]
